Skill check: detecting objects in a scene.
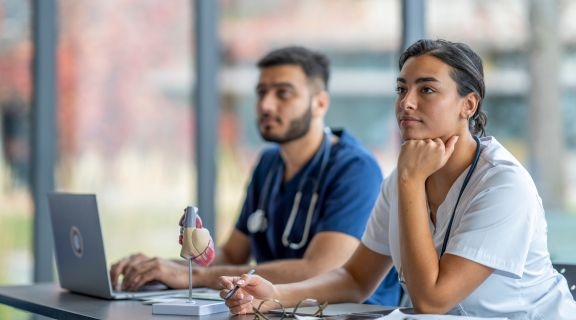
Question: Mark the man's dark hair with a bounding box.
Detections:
[257,46,330,91]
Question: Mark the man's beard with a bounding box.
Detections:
[259,104,312,144]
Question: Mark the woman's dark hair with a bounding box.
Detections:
[257,46,330,92]
[399,39,487,136]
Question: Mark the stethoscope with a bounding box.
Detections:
[399,135,482,284]
[440,135,482,255]
[247,130,332,250]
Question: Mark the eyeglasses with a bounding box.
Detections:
[252,298,328,320]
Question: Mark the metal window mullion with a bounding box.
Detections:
[31,0,57,282]
[194,0,219,234]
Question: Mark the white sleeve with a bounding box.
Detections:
[446,165,539,278]
[362,170,396,256]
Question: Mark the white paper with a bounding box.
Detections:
[376,309,509,320]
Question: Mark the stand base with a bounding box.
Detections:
[152,299,228,316]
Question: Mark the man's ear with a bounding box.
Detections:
[313,90,330,117]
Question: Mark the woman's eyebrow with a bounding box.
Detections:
[415,76,440,84]
[396,76,440,84]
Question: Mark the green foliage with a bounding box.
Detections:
[0,214,31,283]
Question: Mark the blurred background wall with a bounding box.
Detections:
[1,0,575,317]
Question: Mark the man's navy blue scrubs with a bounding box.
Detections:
[236,128,402,306]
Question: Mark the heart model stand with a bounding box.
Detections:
[152,206,227,316]
[181,206,204,304]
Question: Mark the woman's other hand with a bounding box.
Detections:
[218,273,277,315]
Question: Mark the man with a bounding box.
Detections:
[110,46,401,305]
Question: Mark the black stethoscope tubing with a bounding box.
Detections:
[248,130,332,250]
[440,135,482,255]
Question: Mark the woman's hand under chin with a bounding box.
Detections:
[397,136,459,182]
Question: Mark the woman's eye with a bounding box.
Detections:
[395,86,406,94]
[421,87,434,94]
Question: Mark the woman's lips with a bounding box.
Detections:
[399,116,421,127]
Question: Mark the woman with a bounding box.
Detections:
[219,39,576,319]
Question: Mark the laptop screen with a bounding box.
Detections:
[48,193,116,299]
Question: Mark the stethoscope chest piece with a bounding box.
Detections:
[248,209,268,233]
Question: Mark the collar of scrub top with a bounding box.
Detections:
[250,128,332,249]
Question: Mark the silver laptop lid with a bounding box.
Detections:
[47,193,115,299]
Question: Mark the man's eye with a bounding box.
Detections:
[277,89,292,99]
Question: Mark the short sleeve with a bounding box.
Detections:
[315,152,383,239]
[362,170,397,256]
[446,166,539,278]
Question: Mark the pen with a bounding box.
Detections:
[224,269,255,300]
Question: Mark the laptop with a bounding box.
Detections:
[47,192,216,300]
